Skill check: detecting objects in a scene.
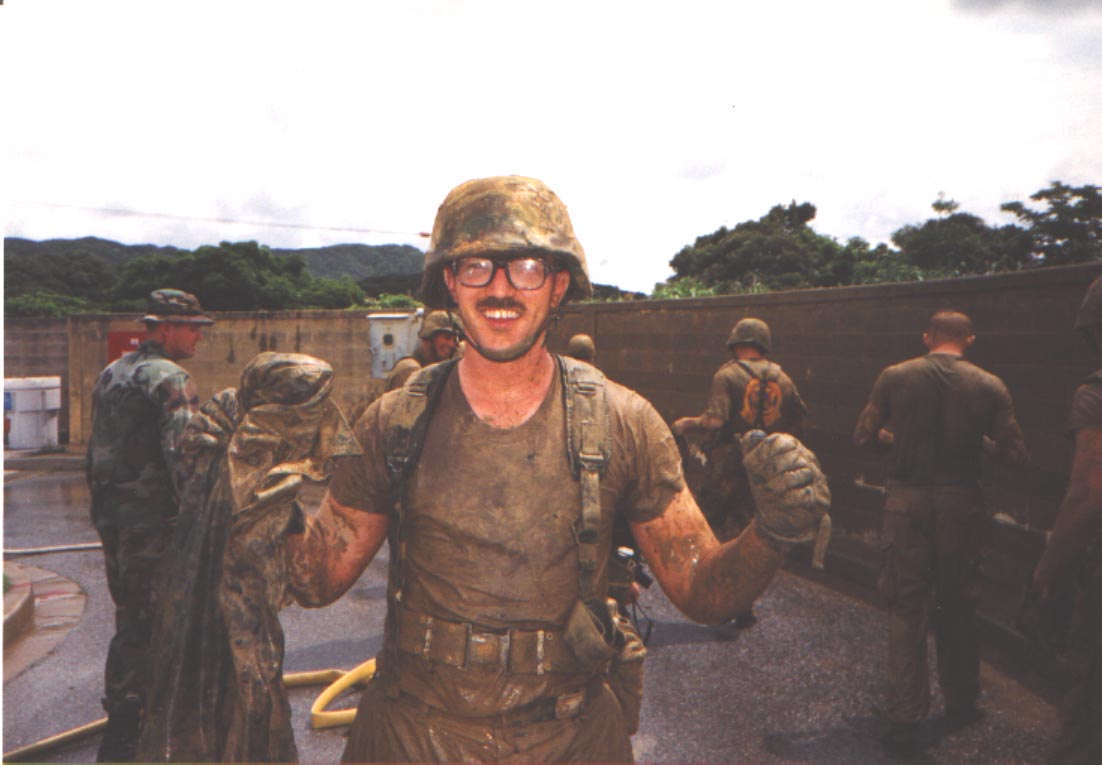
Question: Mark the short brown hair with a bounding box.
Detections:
[927,310,973,344]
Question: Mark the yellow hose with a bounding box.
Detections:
[309,658,377,729]
[3,662,376,761]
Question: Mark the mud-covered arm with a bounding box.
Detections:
[1032,428,1102,589]
[631,487,786,625]
[285,491,389,607]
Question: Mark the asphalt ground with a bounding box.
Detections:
[2,464,1066,763]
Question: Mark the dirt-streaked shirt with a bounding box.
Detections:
[328,359,684,716]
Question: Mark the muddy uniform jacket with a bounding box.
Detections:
[86,340,200,527]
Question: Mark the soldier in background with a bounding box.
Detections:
[566,333,596,365]
[1032,276,1102,764]
[672,318,808,540]
[85,289,213,762]
[384,310,462,391]
[855,310,1029,755]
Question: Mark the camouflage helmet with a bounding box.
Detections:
[566,333,596,362]
[139,289,214,325]
[418,310,463,340]
[420,176,592,309]
[1075,276,1102,331]
[727,317,771,354]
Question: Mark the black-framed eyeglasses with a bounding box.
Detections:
[451,257,558,291]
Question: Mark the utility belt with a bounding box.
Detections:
[397,681,593,726]
[396,606,582,675]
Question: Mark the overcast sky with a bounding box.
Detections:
[4,0,1101,293]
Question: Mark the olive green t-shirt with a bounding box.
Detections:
[328,360,684,715]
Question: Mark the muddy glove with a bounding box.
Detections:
[740,430,831,545]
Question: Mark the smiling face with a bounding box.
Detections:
[443,254,571,363]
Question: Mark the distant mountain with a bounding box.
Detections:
[4,237,424,280]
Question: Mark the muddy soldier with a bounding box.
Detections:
[1031,276,1102,764]
[285,176,830,763]
[85,289,213,762]
[384,309,463,391]
[854,310,1028,755]
[672,318,808,540]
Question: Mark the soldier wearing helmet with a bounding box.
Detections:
[1032,275,1102,763]
[284,176,829,762]
[384,310,463,392]
[672,317,808,541]
[855,310,1028,755]
[86,289,213,762]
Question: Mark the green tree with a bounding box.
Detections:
[666,202,839,293]
[1001,181,1102,265]
[890,211,1031,277]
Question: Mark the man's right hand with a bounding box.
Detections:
[740,431,831,545]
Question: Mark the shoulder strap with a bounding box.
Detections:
[558,355,611,606]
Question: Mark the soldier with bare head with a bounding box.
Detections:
[854,309,1028,755]
[283,176,830,763]
[566,333,596,364]
[85,289,213,762]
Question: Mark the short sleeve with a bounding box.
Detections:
[328,396,393,515]
[605,384,686,524]
[702,367,733,423]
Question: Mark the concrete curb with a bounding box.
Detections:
[3,562,35,646]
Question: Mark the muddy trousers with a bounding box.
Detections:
[877,484,983,723]
[94,518,170,711]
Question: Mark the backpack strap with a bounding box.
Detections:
[734,359,780,430]
[558,355,611,607]
[381,358,458,601]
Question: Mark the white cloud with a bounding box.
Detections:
[5,0,1101,292]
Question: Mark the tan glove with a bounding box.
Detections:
[739,430,831,545]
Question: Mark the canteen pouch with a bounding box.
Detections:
[564,599,618,673]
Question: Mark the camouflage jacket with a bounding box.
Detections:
[86,340,200,527]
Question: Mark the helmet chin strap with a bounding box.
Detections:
[465,312,557,363]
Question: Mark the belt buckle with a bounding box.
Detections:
[468,629,506,668]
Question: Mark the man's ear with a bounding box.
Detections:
[922,331,934,350]
[442,267,459,304]
[965,334,976,348]
[549,269,571,309]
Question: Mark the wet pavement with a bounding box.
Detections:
[3,465,1066,763]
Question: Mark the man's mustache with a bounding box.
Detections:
[475,297,526,314]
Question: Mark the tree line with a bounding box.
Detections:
[651,180,1101,299]
[5,181,1099,316]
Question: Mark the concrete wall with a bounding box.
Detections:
[65,310,386,446]
[6,263,1101,630]
[548,262,1102,623]
[3,317,70,444]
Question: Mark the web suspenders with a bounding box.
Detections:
[734,359,780,430]
[381,355,610,614]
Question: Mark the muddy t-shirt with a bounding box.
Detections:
[703,358,807,439]
[859,353,1023,485]
[329,360,684,715]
